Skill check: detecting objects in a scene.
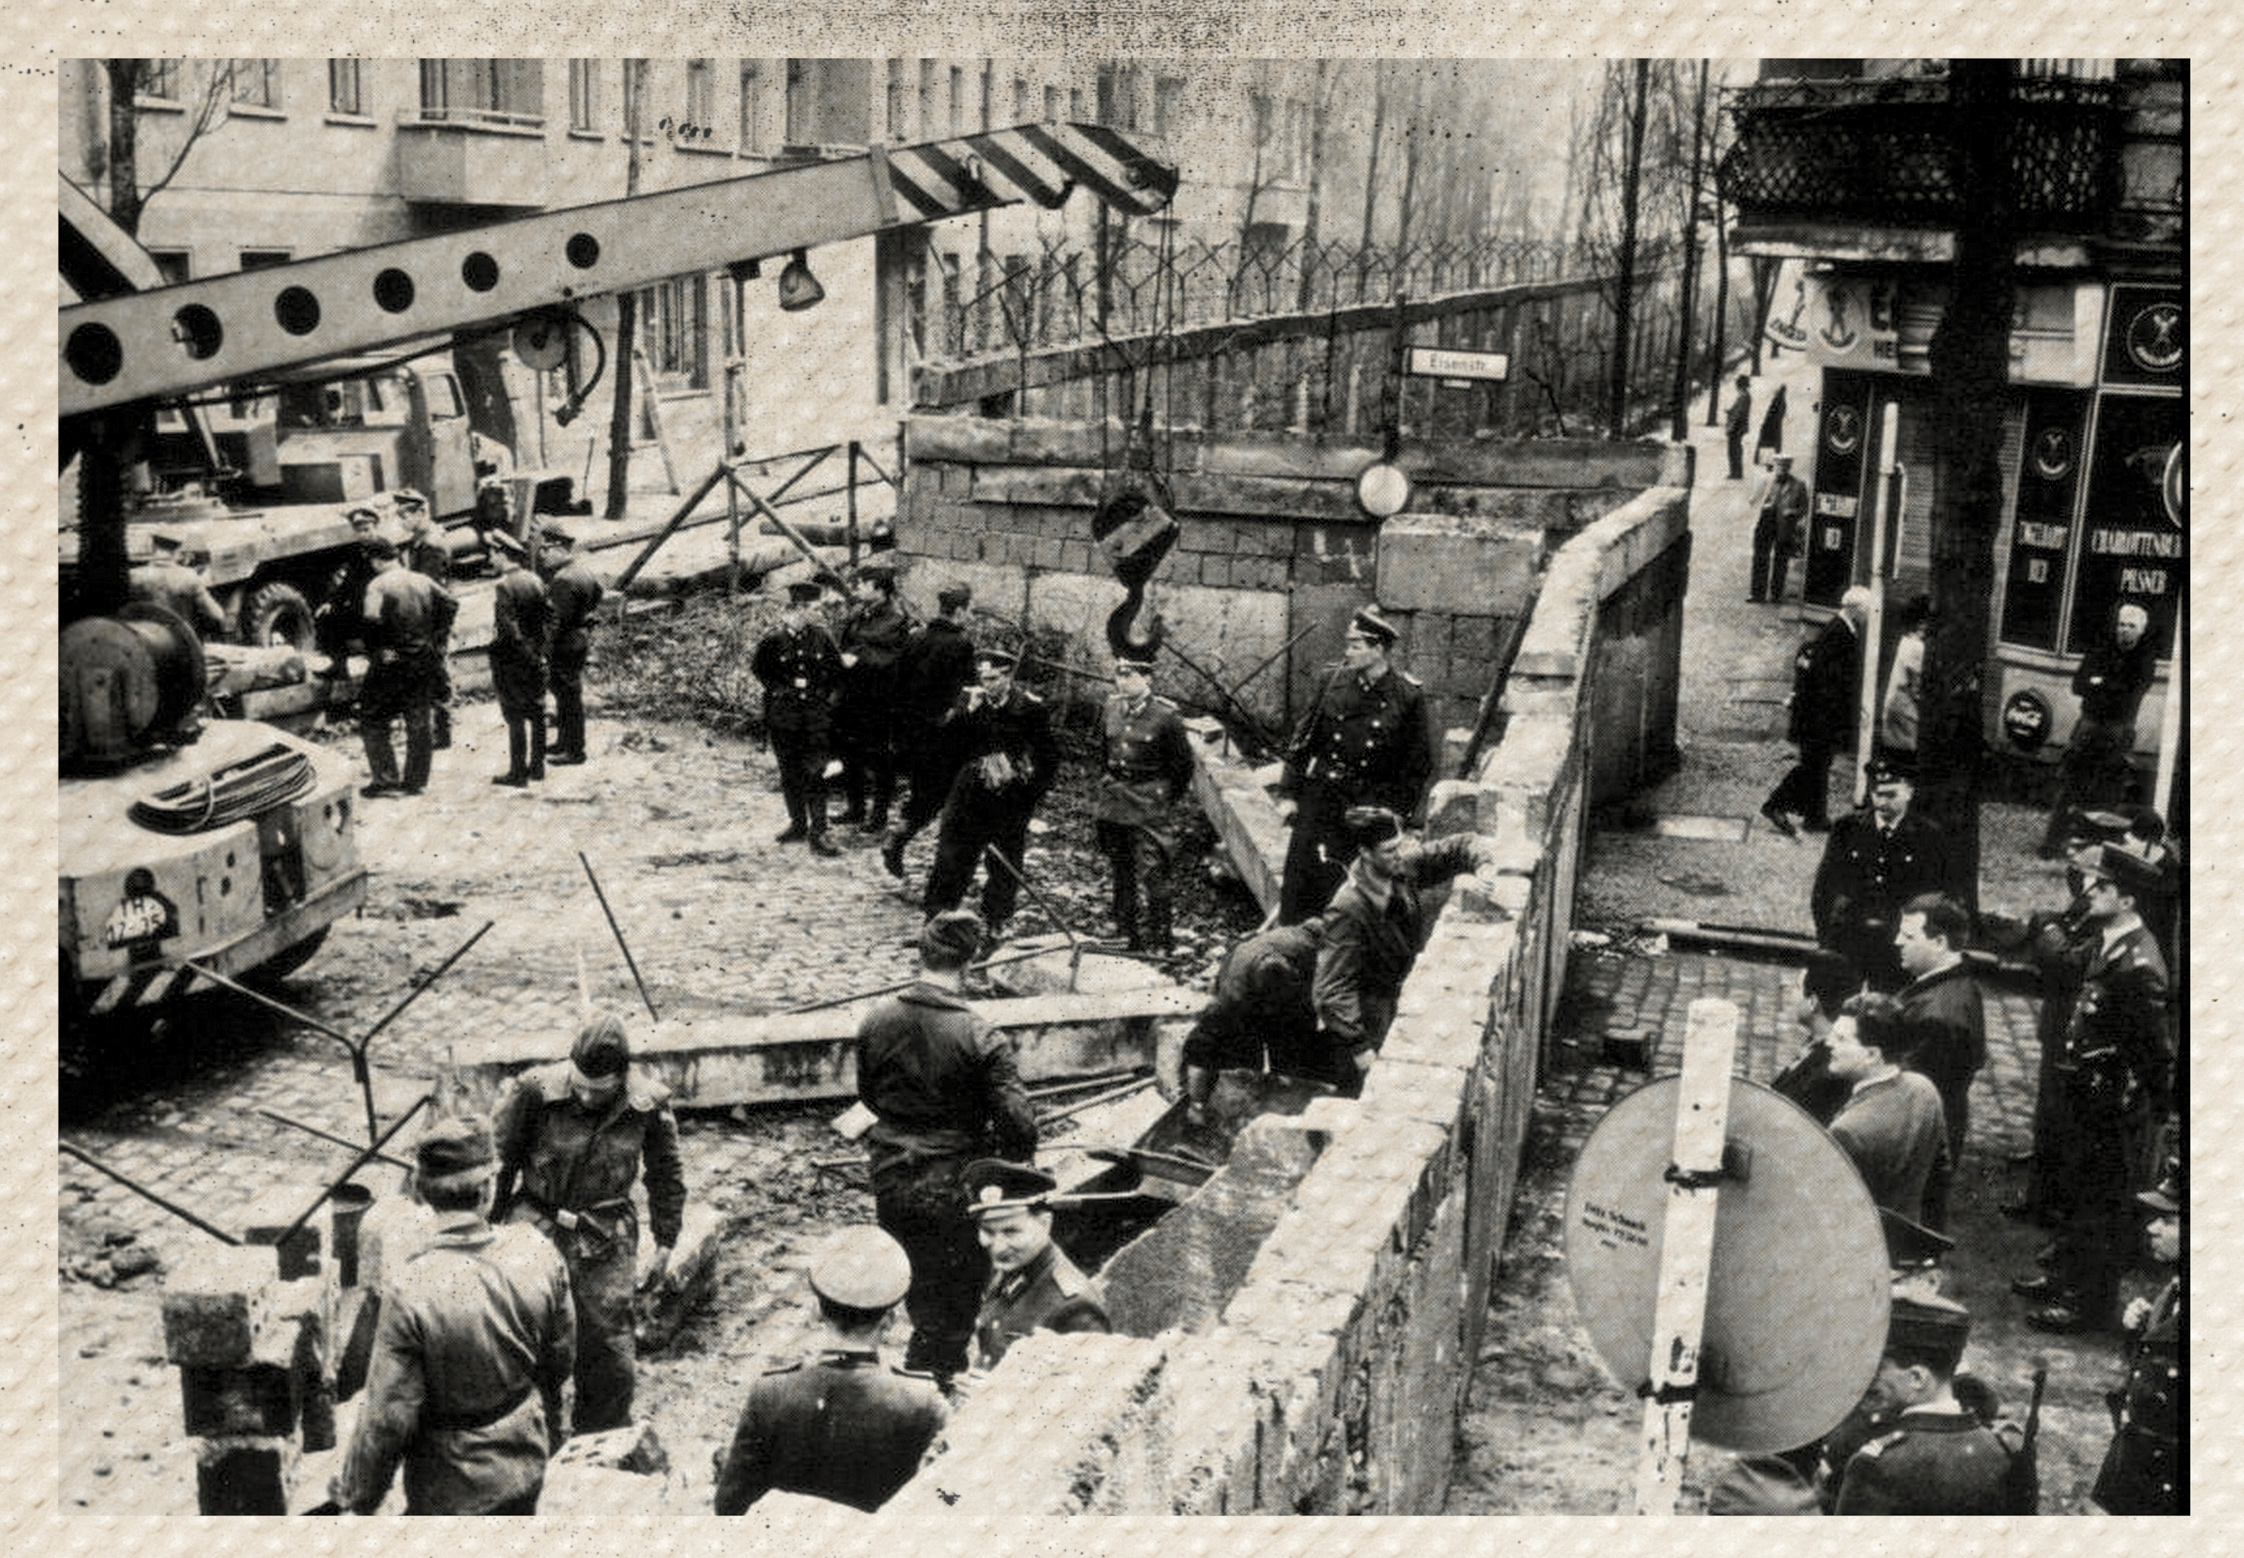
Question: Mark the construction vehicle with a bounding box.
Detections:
[59,123,1177,1026]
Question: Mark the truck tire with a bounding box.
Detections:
[247,926,331,985]
[240,582,317,653]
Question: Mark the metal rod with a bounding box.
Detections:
[1025,1067,1152,1100]
[60,1140,243,1246]
[580,855,659,1022]
[1159,633,1279,753]
[255,1108,412,1170]
[1036,1072,1160,1127]
[741,482,851,591]
[358,921,497,1048]
[778,944,1055,1016]
[276,1093,433,1251]
[178,958,360,1050]
[1226,623,1319,700]
[980,844,1083,988]
[846,440,861,567]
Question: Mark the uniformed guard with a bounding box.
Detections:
[834,557,913,833]
[921,647,1060,938]
[1277,605,1434,924]
[357,536,457,799]
[1809,757,1952,991]
[1092,655,1196,953]
[882,581,979,878]
[315,505,386,686]
[491,1014,686,1434]
[961,1159,1110,1374]
[487,538,550,787]
[712,1226,949,1515]
[1830,1295,2029,1514]
[542,527,605,766]
[752,578,847,856]
[396,490,455,751]
[326,1118,574,1515]
[2093,1165,2183,1513]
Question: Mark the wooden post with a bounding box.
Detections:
[1634,996,1739,1516]
[846,441,861,566]
[633,347,681,496]
[726,468,743,595]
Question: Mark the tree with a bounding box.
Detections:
[604,59,648,521]
[1667,62,1712,441]
[1294,60,1342,311]
[100,59,236,235]
[1914,59,2019,904]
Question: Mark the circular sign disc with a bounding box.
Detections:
[1565,1077,1888,1452]
[1355,462,1412,519]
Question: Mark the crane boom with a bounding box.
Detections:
[60,121,1176,419]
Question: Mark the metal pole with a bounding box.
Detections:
[254,1108,412,1171]
[981,843,1083,988]
[2154,594,2183,819]
[357,920,497,1048]
[179,958,360,1049]
[60,1140,243,1246]
[1853,401,1902,807]
[275,1093,433,1251]
[580,854,659,1022]
[611,459,733,594]
[778,944,1057,1016]
[846,440,861,567]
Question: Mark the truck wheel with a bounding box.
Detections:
[240,582,317,653]
[248,926,331,985]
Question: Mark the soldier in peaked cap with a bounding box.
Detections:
[1277,604,1435,924]
[491,1014,686,1434]
[1093,653,1197,954]
[921,644,1060,938]
[834,557,913,833]
[713,1227,950,1514]
[328,1118,575,1515]
[1830,1296,2029,1514]
[2094,1161,2184,1514]
[753,577,847,855]
[962,1160,1110,1373]
[1809,753,1953,991]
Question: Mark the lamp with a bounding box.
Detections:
[777,249,824,312]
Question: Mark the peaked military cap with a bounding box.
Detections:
[1865,755,1915,788]
[975,645,1019,669]
[1343,805,1406,850]
[1348,606,1400,648]
[962,1159,1058,1217]
[2080,843,2169,903]
[809,1226,912,1310]
[1887,1293,1971,1359]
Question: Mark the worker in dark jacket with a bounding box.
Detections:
[962,1159,1109,1374]
[713,1227,948,1515]
[1810,758,1951,992]
[1313,806,1490,1093]
[315,506,385,685]
[834,559,914,832]
[1093,655,1197,953]
[492,1014,686,1434]
[921,648,1060,938]
[882,582,979,878]
[2092,1166,2183,1514]
[1893,893,1986,1233]
[753,578,847,856]
[1179,917,1331,1126]
[128,530,226,639]
[541,528,604,766]
[1725,374,1753,480]
[2039,602,2160,856]
[1764,586,1867,836]
[1829,1297,2027,1514]
[397,492,455,751]
[856,910,1039,1383]
[488,541,550,787]
[1278,605,1434,923]
[328,1118,574,1515]
[358,537,457,799]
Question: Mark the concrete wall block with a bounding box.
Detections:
[1161,1333,1268,1514]
[162,1244,283,1367]
[181,1363,299,1439]
[908,414,1015,466]
[939,460,976,498]
[1423,779,1480,837]
[240,1184,324,1279]
[1357,1056,1471,1135]
[1367,1183,1469,1511]
[1059,537,1094,572]
[1198,553,1233,587]
[194,1435,298,1516]
[1031,536,1066,570]
[1377,518,1544,617]
[1227,555,1285,592]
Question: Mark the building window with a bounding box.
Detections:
[231,59,282,111]
[1154,76,1184,138]
[417,59,545,126]
[1097,65,1139,131]
[568,60,598,132]
[139,60,181,102]
[1012,75,1029,124]
[1044,85,1061,122]
[740,62,766,152]
[328,60,363,116]
[919,60,938,138]
[638,275,710,391]
[239,249,291,270]
[149,250,191,285]
[685,59,716,134]
[785,58,810,145]
[887,59,908,140]
[948,67,964,133]
[1069,87,1085,121]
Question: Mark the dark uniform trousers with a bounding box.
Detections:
[1278,668,1432,925]
[359,567,455,793]
[1093,693,1194,951]
[1179,921,1328,1082]
[2022,900,2096,1217]
[492,1065,686,1434]
[712,1349,949,1514]
[973,1243,1110,1372]
[754,621,845,837]
[490,568,550,780]
[546,562,605,762]
[836,600,912,826]
[2094,1277,2182,1514]
[404,536,454,748]
[924,690,1056,930]
[890,620,979,848]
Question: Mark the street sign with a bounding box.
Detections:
[1405,346,1508,382]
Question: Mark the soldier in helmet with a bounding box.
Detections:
[491,1014,686,1434]
[712,1226,949,1514]
[961,1159,1110,1374]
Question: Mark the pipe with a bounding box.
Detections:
[581,853,659,1021]
[60,1140,243,1246]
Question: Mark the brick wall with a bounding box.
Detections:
[890,475,1692,1513]
[897,415,1687,740]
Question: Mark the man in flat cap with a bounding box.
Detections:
[922,647,1060,939]
[491,1013,686,1433]
[357,535,458,799]
[753,578,846,856]
[834,558,913,834]
[540,527,604,767]
[1278,605,1434,924]
[328,1118,575,1514]
[1093,654,1196,954]
[2016,844,2173,1334]
[962,1159,1110,1374]
[1810,756,1951,991]
[856,909,1040,1384]
[1179,915,1332,1127]
[883,581,979,879]
[2093,1163,2184,1514]
[713,1226,949,1514]
[1829,1296,2027,1514]
[1313,806,1492,1093]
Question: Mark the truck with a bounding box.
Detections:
[59,125,1176,1028]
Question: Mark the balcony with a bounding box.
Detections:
[396,112,549,208]
[1718,75,2121,260]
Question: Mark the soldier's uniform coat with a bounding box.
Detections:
[973,1242,1110,1371]
[712,1349,949,1514]
[1278,666,1434,923]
